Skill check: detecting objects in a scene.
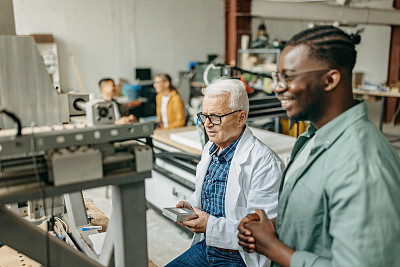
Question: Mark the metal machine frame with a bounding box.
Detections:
[0,122,154,267]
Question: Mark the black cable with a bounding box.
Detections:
[155,152,201,162]
[29,131,51,266]
[0,108,22,136]
[214,63,272,79]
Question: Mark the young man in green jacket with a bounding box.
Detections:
[238,25,400,267]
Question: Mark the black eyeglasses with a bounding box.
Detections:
[197,110,243,125]
[271,68,330,89]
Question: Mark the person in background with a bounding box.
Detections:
[154,74,185,129]
[166,78,284,267]
[251,23,269,49]
[237,25,400,267]
[98,78,136,125]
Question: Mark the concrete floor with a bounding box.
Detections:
[83,99,399,267]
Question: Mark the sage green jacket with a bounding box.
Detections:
[275,101,400,267]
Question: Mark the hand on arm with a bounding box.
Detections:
[238,209,295,267]
[237,212,260,253]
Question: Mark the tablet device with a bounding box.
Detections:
[162,207,198,222]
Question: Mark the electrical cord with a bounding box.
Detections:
[1,109,60,265]
[0,109,51,263]
[0,108,22,136]
[29,124,51,266]
[203,62,273,86]
[55,217,69,233]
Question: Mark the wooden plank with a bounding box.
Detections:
[152,126,202,155]
[353,89,400,98]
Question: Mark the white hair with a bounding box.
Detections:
[202,77,249,118]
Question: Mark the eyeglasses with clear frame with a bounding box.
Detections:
[197,110,243,125]
[271,68,331,89]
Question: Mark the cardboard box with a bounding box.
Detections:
[30,34,54,43]
[352,72,364,88]
[390,87,400,93]
[390,81,400,93]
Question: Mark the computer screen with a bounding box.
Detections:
[135,68,152,81]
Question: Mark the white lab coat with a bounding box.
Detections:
[187,126,284,267]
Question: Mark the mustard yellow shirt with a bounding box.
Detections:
[156,90,185,129]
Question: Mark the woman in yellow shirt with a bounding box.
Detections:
[154,74,186,129]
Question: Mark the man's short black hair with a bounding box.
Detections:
[286,25,361,72]
[98,78,115,88]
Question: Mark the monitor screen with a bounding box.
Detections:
[135,68,152,81]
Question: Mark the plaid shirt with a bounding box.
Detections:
[201,135,242,218]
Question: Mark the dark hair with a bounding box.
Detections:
[286,25,361,72]
[154,74,177,91]
[98,78,114,88]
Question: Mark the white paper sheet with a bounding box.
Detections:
[88,232,107,255]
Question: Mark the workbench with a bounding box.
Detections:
[353,88,400,130]
[353,89,400,148]
[152,125,296,162]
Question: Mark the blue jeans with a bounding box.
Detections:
[166,240,246,267]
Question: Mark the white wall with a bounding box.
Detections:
[348,25,391,84]
[134,0,224,79]
[351,0,393,84]
[14,0,391,92]
[13,0,224,97]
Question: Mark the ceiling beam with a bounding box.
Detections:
[252,1,400,26]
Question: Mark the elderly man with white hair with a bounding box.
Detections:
[166,78,284,267]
